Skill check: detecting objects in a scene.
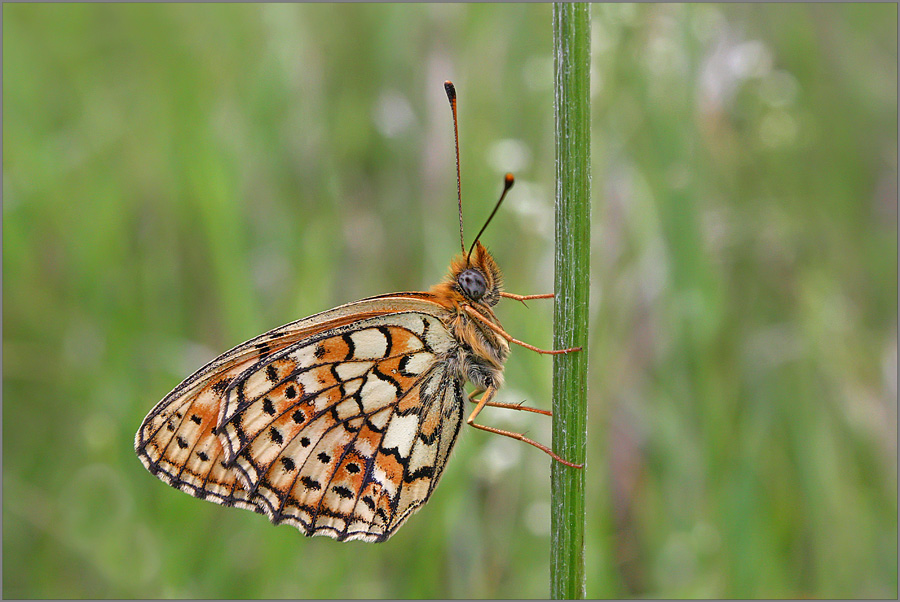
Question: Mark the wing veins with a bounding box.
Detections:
[138,398,189,463]
[253,362,443,530]
[305,415,370,537]
[144,400,193,473]
[225,351,441,464]
[222,345,431,429]
[384,371,462,538]
[269,361,440,503]
[383,368,450,532]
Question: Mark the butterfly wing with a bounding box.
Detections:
[135,294,439,490]
[220,312,465,541]
[134,296,406,508]
[135,296,466,542]
[135,357,261,513]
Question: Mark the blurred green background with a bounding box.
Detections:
[3,3,896,598]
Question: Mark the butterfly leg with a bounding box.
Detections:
[466,387,583,469]
[467,388,552,417]
[500,292,555,307]
[500,292,555,301]
[463,306,581,355]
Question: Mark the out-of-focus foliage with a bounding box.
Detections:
[3,4,895,598]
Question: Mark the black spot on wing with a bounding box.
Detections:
[332,485,354,500]
[301,476,321,491]
[404,465,435,483]
[269,427,284,445]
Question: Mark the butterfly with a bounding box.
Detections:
[134,81,581,543]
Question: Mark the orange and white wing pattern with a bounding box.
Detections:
[135,301,467,542]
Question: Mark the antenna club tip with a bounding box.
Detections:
[444,81,456,101]
[504,173,515,188]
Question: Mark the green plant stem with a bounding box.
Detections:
[551,3,591,600]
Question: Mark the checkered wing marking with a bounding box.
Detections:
[135,357,263,513]
[135,297,443,509]
[215,312,465,542]
[134,299,369,498]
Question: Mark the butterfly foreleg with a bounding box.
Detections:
[462,305,581,355]
[500,291,555,303]
[499,292,555,307]
[466,388,552,417]
[466,387,583,469]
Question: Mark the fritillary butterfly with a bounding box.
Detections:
[135,81,581,543]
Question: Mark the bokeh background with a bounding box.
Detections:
[3,3,896,598]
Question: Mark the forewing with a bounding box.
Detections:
[214,312,465,542]
[135,296,450,523]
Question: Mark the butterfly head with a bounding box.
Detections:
[436,241,503,308]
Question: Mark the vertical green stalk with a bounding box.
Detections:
[551,3,590,600]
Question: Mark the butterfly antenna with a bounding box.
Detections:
[445,81,465,256]
[467,173,515,264]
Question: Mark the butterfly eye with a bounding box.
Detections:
[457,269,488,301]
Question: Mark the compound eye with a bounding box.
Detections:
[457,269,488,301]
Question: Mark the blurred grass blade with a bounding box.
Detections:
[551,2,591,599]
